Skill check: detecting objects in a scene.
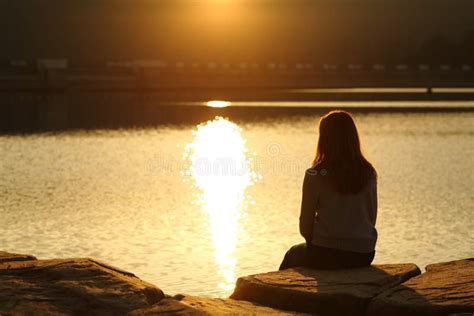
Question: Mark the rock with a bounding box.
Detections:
[3,251,471,315]
[0,256,164,315]
[0,251,37,263]
[230,264,421,315]
[366,258,474,316]
[129,297,203,315]
[131,294,307,315]
[178,295,303,315]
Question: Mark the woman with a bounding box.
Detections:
[279,110,378,270]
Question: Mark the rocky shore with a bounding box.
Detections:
[1,251,472,315]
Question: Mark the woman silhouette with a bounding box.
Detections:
[280,110,378,270]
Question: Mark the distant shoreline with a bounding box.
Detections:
[3,86,474,103]
[1,94,473,134]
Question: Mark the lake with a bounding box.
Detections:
[1,105,473,297]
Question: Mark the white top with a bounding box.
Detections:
[299,168,378,253]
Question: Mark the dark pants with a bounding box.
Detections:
[279,242,375,270]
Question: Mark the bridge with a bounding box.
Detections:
[0,59,473,94]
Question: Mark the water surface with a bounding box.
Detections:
[1,110,473,297]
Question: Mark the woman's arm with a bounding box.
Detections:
[299,169,319,242]
[372,179,378,225]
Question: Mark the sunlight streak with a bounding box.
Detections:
[185,117,256,294]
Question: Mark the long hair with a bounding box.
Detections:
[312,110,377,194]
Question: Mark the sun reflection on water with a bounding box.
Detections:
[185,117,256,294]
[206,100,232,108]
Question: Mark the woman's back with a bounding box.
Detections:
[305,169,378,253]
